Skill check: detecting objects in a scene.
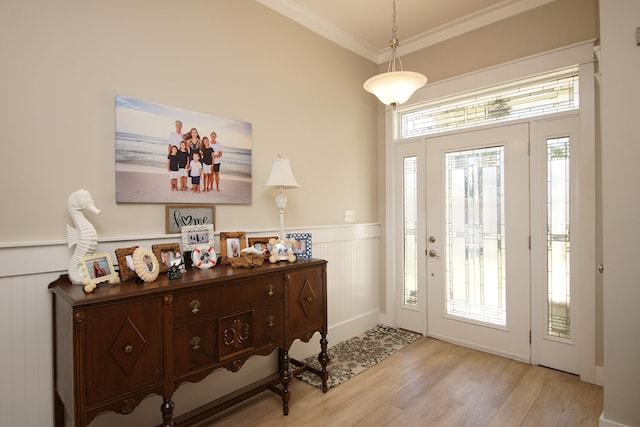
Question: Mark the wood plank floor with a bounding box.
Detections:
[197,337,603,427]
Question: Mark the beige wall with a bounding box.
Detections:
[396,0,598,83]
[0,0,378,243]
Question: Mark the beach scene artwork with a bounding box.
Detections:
[115,95,252,204]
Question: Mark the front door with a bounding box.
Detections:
[425,124,531,361]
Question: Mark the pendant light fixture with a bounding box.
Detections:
[363,0,427,108]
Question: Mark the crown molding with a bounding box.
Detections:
[257,0,557,64]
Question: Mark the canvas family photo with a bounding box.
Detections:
[115,95,253,204]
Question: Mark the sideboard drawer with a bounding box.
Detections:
[173,275,284,325]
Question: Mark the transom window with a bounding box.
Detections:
[400,69,579,139]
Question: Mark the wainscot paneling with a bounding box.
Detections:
[0,223,380,427]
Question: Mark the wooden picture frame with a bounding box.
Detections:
[80,252,119,288]
[248,236,277,259]
[219,231,247,263]
[165,204,215,234]
[114,246,139,282]
[181,224,214,252]
[287,232,312,260]
[152,243,182,273]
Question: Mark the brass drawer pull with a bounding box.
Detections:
[189,299,201,314]
[190,336,201,351]
[306,296,313,302]
[266,315,275,328]
[266,284,274,296]
[124,345,133,354]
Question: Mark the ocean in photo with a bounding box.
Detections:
[116,131,252,177]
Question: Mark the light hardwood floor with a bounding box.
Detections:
[198,337,603,427]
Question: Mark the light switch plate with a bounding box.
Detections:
[344,210,355,223]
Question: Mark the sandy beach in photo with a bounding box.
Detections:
[116,164,251,204]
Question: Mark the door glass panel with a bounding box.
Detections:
[547,137,571,338]
[403,156,418,307]
[445,147,505,325]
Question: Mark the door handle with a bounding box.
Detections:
[427,249,438,258]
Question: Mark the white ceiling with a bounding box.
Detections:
[256,0,556,63]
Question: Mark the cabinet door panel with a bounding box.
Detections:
[84,298,163,405]
[288,267,325,340]
[173,320,217,377]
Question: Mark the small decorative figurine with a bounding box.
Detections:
[66,189,101,285]
[167,263,182,280]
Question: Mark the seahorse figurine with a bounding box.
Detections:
[66,189,101,287]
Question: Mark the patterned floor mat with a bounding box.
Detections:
[296,325,422,389]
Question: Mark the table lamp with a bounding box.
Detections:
[264,157,299,241]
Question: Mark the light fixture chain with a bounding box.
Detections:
[392,0,397,38]
[388,0,401,73]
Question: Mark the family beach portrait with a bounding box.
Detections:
[115,95,253,204]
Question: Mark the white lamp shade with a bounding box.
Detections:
[264,158,299,189]
[363,71,427,106]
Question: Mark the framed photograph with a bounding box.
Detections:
[248,236,277,259]
[80,252,119,288]
[268,238,296,263]
[114,246,139,282]
[287,232,312,260]
[152,243,182,273]
[220,231,247,261]
[191,244,217,270]
[181,224,214,252]
[165,204,215,234]
[115,95,252,204]
[132,247,160,282]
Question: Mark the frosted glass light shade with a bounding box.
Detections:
[264,158,299,189]
[363,71,427,107]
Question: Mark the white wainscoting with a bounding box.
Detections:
[0,223,380,427]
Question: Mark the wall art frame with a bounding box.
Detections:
[152,243,182,273]
[165,204,215,234]
[115,95,253,204]
[286,232,312,261]
[181,224,214,252]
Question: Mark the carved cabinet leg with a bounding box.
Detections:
[279,348,292,415]
[161,398,175,426]
[318,333,330,393]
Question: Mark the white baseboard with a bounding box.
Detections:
[600,412,632,427]
[288,309,380,360]
[595,364,604,386]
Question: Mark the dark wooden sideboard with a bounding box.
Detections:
[49,259,329,426]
